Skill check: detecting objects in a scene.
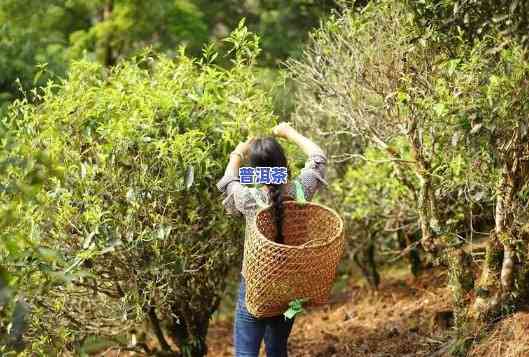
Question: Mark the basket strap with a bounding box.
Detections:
[293,179,306,203]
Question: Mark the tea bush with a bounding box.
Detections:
[4,24,276,356]
[289,0,529,344]
[0,123,58,353]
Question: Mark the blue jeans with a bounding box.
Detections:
[234,277,295,357]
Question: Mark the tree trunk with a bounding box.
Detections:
[353,237,380,288]
[95,0,116,67]
[471,235,503,320]
[148,306,173,354]
[471,150,529,321]
[407,122,475,328]
[496,163,516,300]
[169,307,211,357]
[397,229,422,277]
[170,318,209,357]
[416,172,434,251]
[407,121,440,254]
[446,249,474,330]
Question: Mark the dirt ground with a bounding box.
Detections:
[207,268,458,357]
[96,267,529,357]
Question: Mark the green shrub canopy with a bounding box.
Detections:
[3,26,276,354]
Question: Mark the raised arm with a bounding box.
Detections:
[272,123,328,200]
[223,138,253,179]
[216,138,256,215]
[273,123,325,157]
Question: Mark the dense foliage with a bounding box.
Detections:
[408,0,529,47]
[289,0,529,352]
[2,0,529,355]
[0,124,58,352]
[0,0,340,114]
[2,25,276,355]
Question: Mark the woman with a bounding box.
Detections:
[216,122,327,357]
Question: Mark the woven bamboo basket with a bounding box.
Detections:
[242,199,345,318]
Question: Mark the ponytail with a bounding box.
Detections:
[268,184,285,244]
[247,136,288,243]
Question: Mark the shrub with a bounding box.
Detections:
[0,124,58,353]
[4,24,276,356]
[288,0,529,337]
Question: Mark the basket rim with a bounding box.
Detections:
[253,200,344,250]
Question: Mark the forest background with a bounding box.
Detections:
[1,0,529,356]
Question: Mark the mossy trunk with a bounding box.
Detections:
[471,236,503,320]
[471,158,529,321]
[408,124,475,330]
[496,163,516,301]
[413,169,475,328]
[446,249,474,330]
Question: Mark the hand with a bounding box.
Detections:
[272,122,295,139]
[233,137,254,159]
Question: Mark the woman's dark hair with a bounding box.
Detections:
[249,137,288,244]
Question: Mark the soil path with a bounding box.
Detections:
[207,269,454,356]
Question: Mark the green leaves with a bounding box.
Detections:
[433,102,448,117]
[283,298,308,320]
[224,19,262,66]
[3,25,277,352]
[408,0,529,49]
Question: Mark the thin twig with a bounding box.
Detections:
[330,153,416,164]
[387,240,423,262]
